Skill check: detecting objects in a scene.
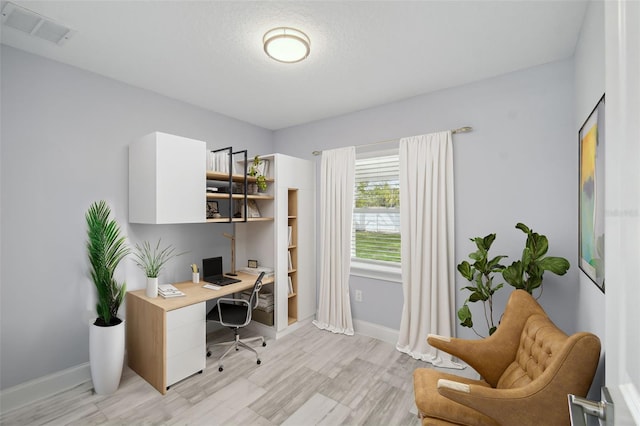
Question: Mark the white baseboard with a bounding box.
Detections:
[0,363,92,414]
[353,319,399,345]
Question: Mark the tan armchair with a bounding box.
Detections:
[413,290,601,426]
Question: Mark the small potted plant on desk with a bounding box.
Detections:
[247,155,268,194]
[85,200,130,394]
[133,239,184,298]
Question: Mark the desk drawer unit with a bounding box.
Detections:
[166,302,205,387]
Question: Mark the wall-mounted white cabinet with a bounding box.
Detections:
[129,132,206,224]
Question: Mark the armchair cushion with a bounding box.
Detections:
[496,314,568,389]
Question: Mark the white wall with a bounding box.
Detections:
[0,46,274,390]
[573,0,607,401]
[274,59,578,339]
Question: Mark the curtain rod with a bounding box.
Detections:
[311,126,472,156]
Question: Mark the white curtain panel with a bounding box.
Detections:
[313,146,356,335]
[396,131,463,369]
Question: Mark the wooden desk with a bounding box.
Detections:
[126,272,273,394]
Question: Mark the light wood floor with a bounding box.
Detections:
[1,322,469,425]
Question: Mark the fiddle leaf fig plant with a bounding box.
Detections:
[457,223,570,337]
[457,233,507,337]
[501,223,570,295]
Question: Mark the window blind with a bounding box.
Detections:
[352,154,401,264]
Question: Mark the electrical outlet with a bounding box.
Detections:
[355,290,363,302]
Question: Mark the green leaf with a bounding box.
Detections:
[469,248,484,261]
[515,223,530,234]
[503,266,526,289]
[481,234,496,250]
[521,247,532,267]
[457,261,474,281]
[530,233,549,259]
[538,256,570,275]
[475,257,487,271]
[469,291,487,303]
[525,276,543,293]
[458,304,473,328]
[487,255,507,270]
[489,283,504,295]
[474,273,485,290]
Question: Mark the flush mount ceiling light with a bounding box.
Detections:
[263,27,310,63]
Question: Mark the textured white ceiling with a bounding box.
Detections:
[1,1,588,130]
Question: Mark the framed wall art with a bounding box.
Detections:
[579,94,605,292]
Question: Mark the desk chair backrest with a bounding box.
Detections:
[248,272,266,311]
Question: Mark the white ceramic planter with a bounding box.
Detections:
[89,320,125,395]
[146,276,158,298]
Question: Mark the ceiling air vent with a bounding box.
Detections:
[1,2,76,45]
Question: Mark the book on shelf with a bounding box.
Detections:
[288,251,293,270]
[288,226,292,245]
[207,150,236,174]
[288,276,294,295]
[158,284,185,298]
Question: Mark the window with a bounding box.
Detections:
[351,150,401,281]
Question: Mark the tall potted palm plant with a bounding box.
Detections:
[86,200,130,394]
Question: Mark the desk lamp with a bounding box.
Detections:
[222,232,237,276]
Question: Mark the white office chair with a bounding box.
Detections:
[205,272,266,372]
